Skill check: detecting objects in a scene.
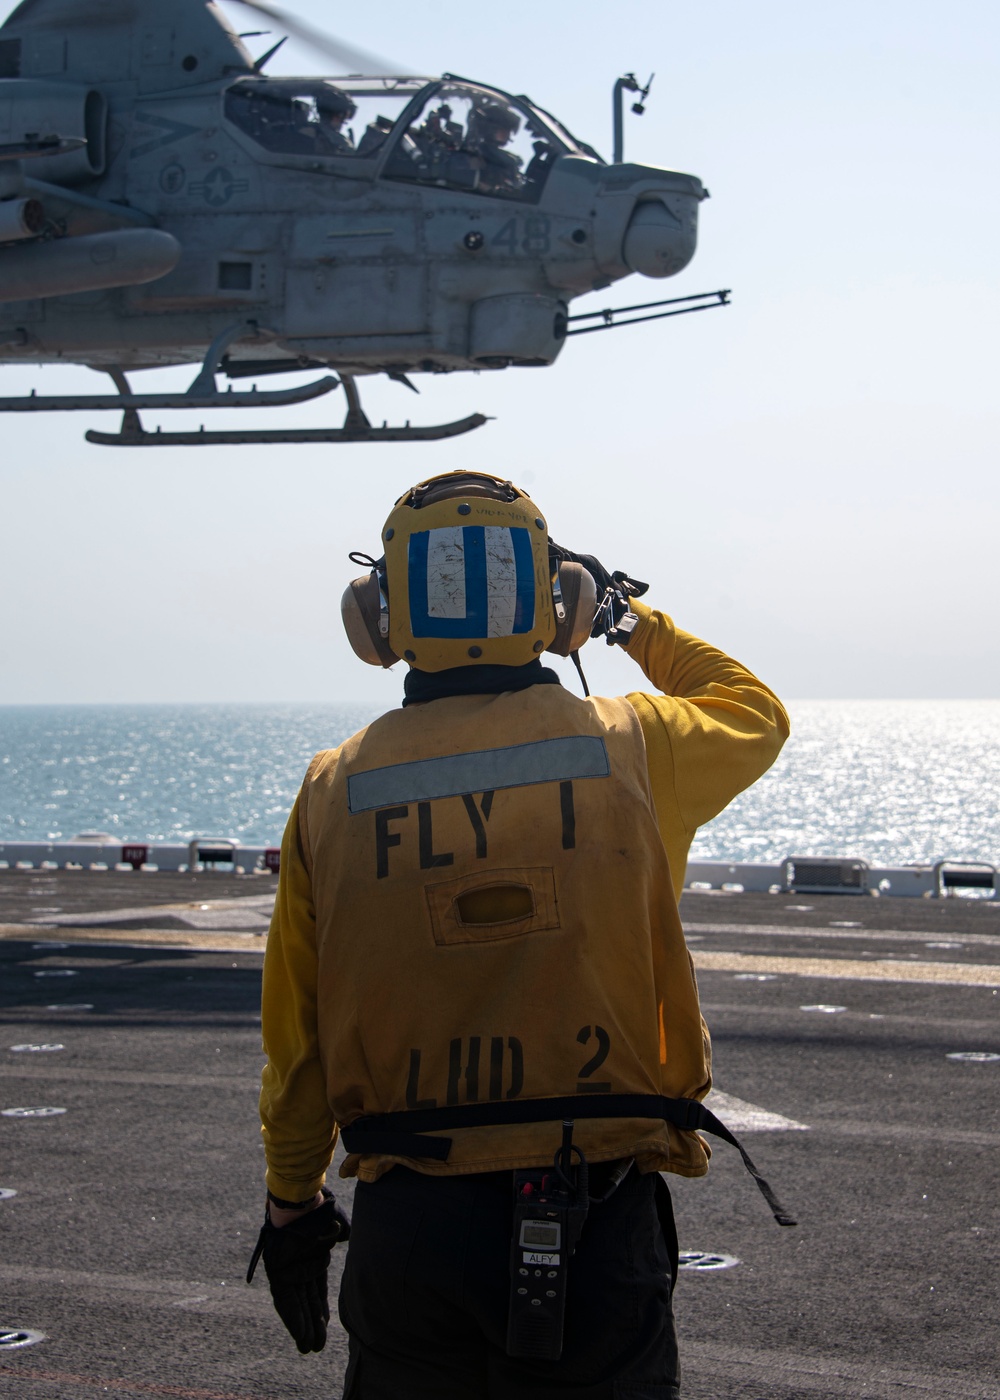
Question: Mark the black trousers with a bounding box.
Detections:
[338,1164,680,1400]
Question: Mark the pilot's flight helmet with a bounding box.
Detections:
[317,85,357,121]
[341,471,596,672]
[473,101,520,137]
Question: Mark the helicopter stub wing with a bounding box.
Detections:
[0,228,181,303]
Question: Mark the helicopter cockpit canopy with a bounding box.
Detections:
[224,77,598,201]
[381,81,589,202]
[224,77,422,160]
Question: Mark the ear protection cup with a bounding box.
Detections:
[341,575,399,668]
[345,562,595,666]
[548,562,597,657]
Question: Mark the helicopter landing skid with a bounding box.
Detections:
[85,414,490,446]
[84,372,490,447]
[0,377,339,413]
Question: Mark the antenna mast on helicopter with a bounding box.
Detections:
[613,72,654,163]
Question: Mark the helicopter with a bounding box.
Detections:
[0,0,728,446]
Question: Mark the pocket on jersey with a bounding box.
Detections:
[425,866,560,945]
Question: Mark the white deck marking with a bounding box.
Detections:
[692,950,1000,987]
[678,1250,740,1271]
[1,924,267,953]
[19,894,276,932]
[0,1260,315,1323]
[684,921,1000,949]
[683,1338,999,1400]
[1,1106,66,1117]
[705,1089,809,1132]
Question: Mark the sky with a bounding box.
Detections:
[0,0,997,705]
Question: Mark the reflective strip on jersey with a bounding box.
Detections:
[347,735,610,813]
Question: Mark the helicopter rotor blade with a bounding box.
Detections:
[226,0,405,76]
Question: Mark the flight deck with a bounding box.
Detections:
[1,869,997,1399]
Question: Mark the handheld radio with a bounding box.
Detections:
[506,1122,590,1361]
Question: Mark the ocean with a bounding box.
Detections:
[1,700,998,867]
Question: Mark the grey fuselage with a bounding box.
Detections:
[0,1,706,378]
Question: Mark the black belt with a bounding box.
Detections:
[340,1093,796,1227]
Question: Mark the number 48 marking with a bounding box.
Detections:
[492,216,551,254]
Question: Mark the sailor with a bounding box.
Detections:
[249,471,789,1396]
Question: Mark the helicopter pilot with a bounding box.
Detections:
[468,101,524,192]
[313,88,357,155]
[416,102,464,151]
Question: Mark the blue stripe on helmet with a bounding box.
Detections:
[510,524,536,634]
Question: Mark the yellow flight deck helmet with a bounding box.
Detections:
[341,471,596,671]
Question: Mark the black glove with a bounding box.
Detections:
[548,541,649,641]
[548,540,616,597]
[246,1187,351,1354]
